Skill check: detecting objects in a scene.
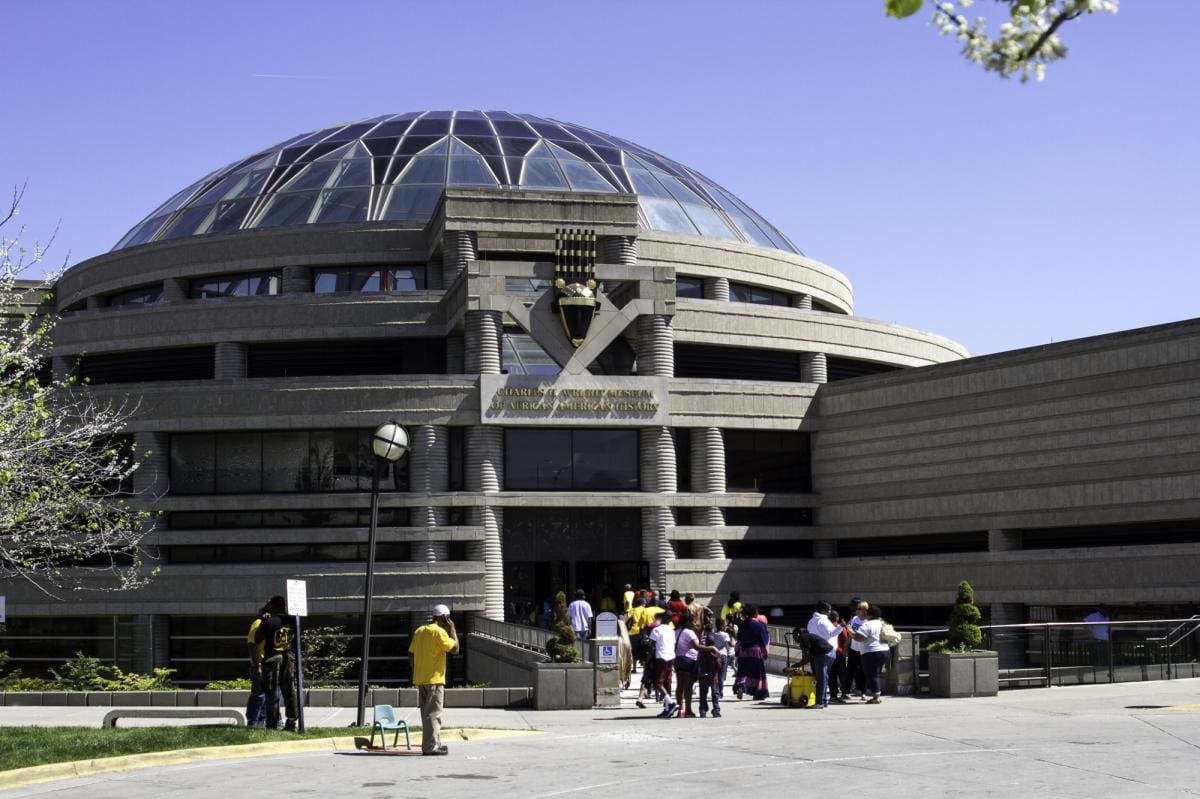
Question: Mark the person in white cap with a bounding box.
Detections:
[408,603,460,755]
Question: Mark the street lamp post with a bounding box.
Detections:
[356,421,409,727]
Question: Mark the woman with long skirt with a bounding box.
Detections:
[734,605,771,700]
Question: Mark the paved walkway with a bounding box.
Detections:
[2,675,1199,798]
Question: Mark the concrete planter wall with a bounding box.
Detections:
[0,687,532,709]
[533,663,595,710]
[928,650,999,698]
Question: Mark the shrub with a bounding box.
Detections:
[100,667,176,691]
[50,652,106,691]
[301,625,359,687]
[204,678,252,690]
[545,591,579,663]
[928,580,984,653]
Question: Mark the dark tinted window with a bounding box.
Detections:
[730,282,790,306]
[505,429,638,490]
[724,430,811,492]
[169,430,409,495]
[247,339,445,378]
[313,266,426,293]
[107,285,163,307]
[78,346,214,384]
[676,276,703,298]
[191,272,281,299]
[675,343,800,382]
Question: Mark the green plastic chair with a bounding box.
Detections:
[371,704,412,750]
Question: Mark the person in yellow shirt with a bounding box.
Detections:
[408,603,460,756]
[622,584,635,616]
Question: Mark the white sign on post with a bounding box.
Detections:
[598,644,618,664]
[0,596,6,623]
[286,579,308,617]
[595,612,620,639]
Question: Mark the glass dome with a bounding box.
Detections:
[114,111,799,254]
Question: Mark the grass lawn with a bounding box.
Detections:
[0,726,382,772]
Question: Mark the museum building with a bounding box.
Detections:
[3,111,1198,685]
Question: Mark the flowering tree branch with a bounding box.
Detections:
[1,188,157,597]
[887,0,1119,82]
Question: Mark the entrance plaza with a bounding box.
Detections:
[1,677,1198,797]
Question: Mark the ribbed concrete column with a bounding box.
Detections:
[635,315,674,377]
[411,425,449,562]
[465,312,502,375]
[990,603,1026,668]
[214,342,247,380]
[445,335,465,375]
[466,426,504,619]
[162,278,187,303]
[690,428,726,559]
[640,427,676,591]
[812,540,837,558]
[801,352,828,384]
[133,431,169,499]
[442,230,476,288]
[988,529,1022,551]
[425,258,444,291]
[603,235,637,265]
[281,266,311,294]
[703,277,730,302]
[792,293,813,310]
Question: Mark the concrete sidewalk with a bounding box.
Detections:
[2,676,1198,798]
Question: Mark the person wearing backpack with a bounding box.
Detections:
[806,600,840,709]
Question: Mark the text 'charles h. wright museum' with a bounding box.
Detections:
[4,111,1198,685]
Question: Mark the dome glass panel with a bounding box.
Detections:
[114,111,800,254]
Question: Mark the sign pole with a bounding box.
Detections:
[286,579,308,734]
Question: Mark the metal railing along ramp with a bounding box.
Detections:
[907,617,1200,692]
[472,616,590,662]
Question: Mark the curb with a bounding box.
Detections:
[0,728,538,791]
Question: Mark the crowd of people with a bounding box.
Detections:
[561,586,900,717]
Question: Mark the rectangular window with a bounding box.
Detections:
[191,271,281,299]
[504,429,638,491]
[729,282,790,307]
[676,276,703,299]
[107,285,163,307]
[169,430,408,494]
[313,266,426,293]
[724,430,811,493]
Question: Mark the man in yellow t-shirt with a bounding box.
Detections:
[408,603,459,756]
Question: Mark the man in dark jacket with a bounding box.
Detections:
[254,595,297,731]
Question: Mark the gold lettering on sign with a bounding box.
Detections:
[487,384,661,417]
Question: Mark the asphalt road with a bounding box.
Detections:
[3,676,1199,798]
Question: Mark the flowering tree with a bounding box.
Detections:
[1,185,154,596]
[887,0,1119,82]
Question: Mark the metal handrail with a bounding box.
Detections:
[471,616,588,662]
[908,617,1200,692]
[1145,615,1200,645]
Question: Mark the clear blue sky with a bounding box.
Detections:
[5,1,1197,356]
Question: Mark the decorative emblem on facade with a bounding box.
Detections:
[553,228,598,348]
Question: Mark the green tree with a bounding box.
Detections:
[1,185,154,595]
[929,579,985,652]
[887,0,1118,82]
[545,591,579,663]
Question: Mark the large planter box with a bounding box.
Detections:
[533,663,594,710]
[929,650,999,698]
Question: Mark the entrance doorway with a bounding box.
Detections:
[505,560,646,626]
[502,506,645,625]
